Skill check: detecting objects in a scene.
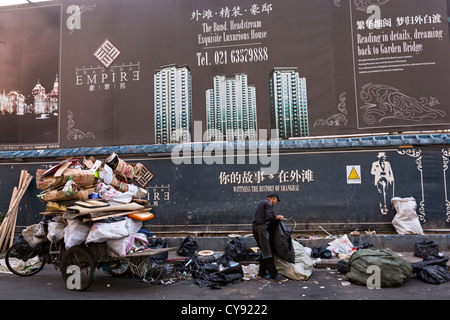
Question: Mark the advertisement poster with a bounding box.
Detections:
[0,0,449,151]
[349,0,450,131]
[0,5,60,149]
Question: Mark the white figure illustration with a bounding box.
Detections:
[371,152,394,214]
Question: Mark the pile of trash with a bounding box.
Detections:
[411,238,450,284]
[334,236,450,287]
[161,223,353,288]
[297,229,450,287]
[172,236,254,289]
[30,153,155,255]
[167,223,315,289]
[36,153,152,206]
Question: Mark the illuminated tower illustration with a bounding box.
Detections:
[47,74,59,115]
[32,79,48,115]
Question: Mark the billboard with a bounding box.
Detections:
[0,0,449,150]
[0,5,60,149]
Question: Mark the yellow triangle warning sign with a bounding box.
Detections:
[348,167,360,180]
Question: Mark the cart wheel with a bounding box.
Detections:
[61,245,95,291]
[5,241,46,276]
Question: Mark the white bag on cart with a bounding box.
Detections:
[64,218,89,249]
[107,233,148,256]
[47,221,66,243]
[125,217,143,234]
[22,222,46,247]
[86,219,129,243]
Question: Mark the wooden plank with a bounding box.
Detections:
[74,200,109,208]
[39,212,65,215]
[8,171,31,248]
[125,247,177,258]
[7,173,32,250]
[0,171,32,252]
[8,187,18,211]
[67,202,144,216]
[82,208,152,222]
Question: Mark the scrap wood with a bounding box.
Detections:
[74,199,109,208]
[67,202,144,216]
[82,208,152,222]
[39,211,65,215]
[5,171,33,251]
[125,246,177,258]
[0,170,33,252]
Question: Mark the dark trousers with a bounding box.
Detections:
[259,257,278,278]
[253,223,278,278]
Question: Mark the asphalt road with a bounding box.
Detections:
[1,263,448,302]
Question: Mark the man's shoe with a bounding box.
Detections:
[271,274,289,282]
[256,273,269,279]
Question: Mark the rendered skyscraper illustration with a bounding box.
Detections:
[206,73,258,142]
[269,67,308,138]
[154,64,193,144]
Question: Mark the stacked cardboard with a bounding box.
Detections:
[36,154,154,217]
[33,154,155,252]
[36,158,94,203]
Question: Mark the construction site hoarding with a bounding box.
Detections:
[1,146,449,232]
[0,0,449,151]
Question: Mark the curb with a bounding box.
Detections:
[162,234,450,252]
[163,234,450,270]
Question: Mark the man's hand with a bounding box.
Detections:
[276,215,284,220]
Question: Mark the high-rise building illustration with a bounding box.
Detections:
[154,64,192,144]
[269,67,308,138]
[206,73,258,142]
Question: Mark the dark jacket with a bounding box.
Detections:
[253,199,276,227]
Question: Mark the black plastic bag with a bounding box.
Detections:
[412,255,448,271]
[192,264,243,289]
[412,256,450,284]
[173,255,199,274]
[337,260,348,275]
[415,265,450,285]
[177,235,199,257]
[311,246,332,259]
[355,241,373,250]
[245,250,261,262]
[174,252,244,289]
[148,237,169,265]
[149,264,177,281]
[270,220,295,263]
[414,238,440,259]
[224,237,248,262]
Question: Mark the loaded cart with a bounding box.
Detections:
[5,153,175,291]
[6,216,176,291]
